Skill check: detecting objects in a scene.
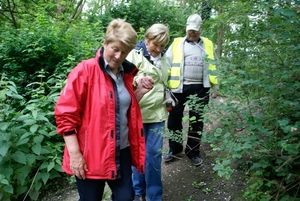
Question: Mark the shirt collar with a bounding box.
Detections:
[104,60,124,74]
[185,38,201,44]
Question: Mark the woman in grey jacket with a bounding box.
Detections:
[126,23,170,201]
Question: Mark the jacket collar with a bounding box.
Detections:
[98,47,138,76]
[135,39,166,60]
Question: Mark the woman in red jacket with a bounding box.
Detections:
[54,18,153,201]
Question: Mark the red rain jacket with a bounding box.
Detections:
[54,48,145,179]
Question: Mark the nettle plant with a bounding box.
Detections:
[0,72,64,201]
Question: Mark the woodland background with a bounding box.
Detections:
[0,0,299,200]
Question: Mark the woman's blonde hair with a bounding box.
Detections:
[145,24,170,46]
[105,18,138,51]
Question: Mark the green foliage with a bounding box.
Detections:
[0,17,102,100]
[1,0,300,200]
[200,0,300,200]
[107,0,186,42]
[0,72,64,200]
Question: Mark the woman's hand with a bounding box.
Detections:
[135,76,154,101]
[140,76,154,89]
[63,135,88,179]
[70,152,88,179]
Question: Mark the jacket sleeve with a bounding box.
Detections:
[54,62,88,135]
[126,49,145,86]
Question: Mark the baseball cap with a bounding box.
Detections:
[186,14,202,31]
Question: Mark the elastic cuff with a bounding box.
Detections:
[64,129,76,136]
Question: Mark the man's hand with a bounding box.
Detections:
[211,92,218,99]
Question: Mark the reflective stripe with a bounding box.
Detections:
[168,66,181,88]
[171,63,181,67]
[169,38,184,89]
[169,76,180,80]
[202,37,218,85]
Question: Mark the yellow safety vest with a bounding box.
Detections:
[168,37,218,89]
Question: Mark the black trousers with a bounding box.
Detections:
[76,147,134,201]
[167,84,209,158]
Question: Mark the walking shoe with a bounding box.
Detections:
[163,152,174,162]
[133,195,142,201]
[190,156,203,166]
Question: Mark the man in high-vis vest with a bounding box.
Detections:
[163,14,219,166]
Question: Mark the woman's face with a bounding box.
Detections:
[146,40,166,57]
[103,40,130,73]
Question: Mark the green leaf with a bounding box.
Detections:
[4,184,13,194]
[24,119,37,126]
[38,129,48,136]
[30,124,39,133]
[32,109,38,119]
[224,132,231,138]
[33,135,44,143]
[1,166,13,179]
[222,159,231,166]
[48,130,58,136]
[26,154,37,166]
[16,114,30,122]
[41,147,51,154]
[0,143,10,157]
[0,122,10,131]
[19,132,32,141]
[0,178,9,185]
[41,172,50,184]
[47,161,55,172]
[16,136,30,146]
[212,164,223,171]
[12,151,27,164]
[17,166,31,185]
[243,142,252,149]
[281,9,296,17]
[284,144,299,155]
[32,143,42,155]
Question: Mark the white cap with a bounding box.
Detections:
[186,14,202,31]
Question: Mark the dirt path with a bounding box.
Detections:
[42,98,248,201]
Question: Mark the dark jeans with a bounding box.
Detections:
[76,147,134,201]
[167,84,209,158]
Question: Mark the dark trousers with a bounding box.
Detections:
[167,84,209,158]
[76,147,134,201]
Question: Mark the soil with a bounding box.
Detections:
[41,97,248,201]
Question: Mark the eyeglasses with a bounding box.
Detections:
[187,30,200,34]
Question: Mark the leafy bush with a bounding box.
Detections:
[200,1,300,200]
[0,9,110,199]
[0,72,64,200]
